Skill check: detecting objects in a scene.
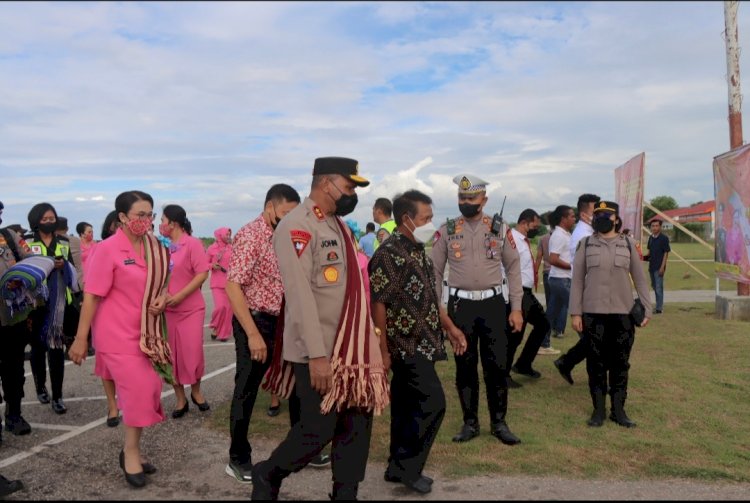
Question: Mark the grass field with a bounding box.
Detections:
[211,302,750,483]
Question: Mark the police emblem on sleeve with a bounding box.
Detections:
[290,230,312,257]
[323,265,339,282]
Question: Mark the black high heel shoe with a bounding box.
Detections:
[190,394,210,412]
[172,401,189,419]
[119,449,146,488]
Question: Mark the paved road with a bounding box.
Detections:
[1,285,747,500]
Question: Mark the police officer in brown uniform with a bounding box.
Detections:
[569,201,652,428]
[432,175,524,445]
[252,157,382,501]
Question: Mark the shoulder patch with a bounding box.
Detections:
[313,206,325,221]
[290,229,312,257]
[505,228,516,249]
[433,230,441,243]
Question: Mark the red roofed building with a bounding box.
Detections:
[647,200,715,239]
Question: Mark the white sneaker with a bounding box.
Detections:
[537,347,561,355]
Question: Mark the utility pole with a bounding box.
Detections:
[724,1,750,296]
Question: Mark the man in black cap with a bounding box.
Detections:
[252,157,389,501]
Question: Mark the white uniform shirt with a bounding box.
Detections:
[511,228,534,289]
[569,220,594,275]
[548,227,572,279]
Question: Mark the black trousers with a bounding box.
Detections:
[28,308,65,400]
[448,294,507,425]
[265,362,374,485]
[507,288,550,371]
[0,321,28,417]
[583,313,635,397]
[229,311,278,467]
[388,357,446,481]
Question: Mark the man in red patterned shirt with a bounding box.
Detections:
[224,184,300,484]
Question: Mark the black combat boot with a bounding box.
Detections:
[586,390,606,427]
[609,390,637,428]
[452,385,480,443]
[251,461,284,500]
[329,481,358,500]
[489,388,521,445]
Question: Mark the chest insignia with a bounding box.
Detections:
[454,251,462,259]
[323,265,339,283]
[327,251,339,261]
[31,245,43,255]
[451,242,461,250]
[290,230,312,257]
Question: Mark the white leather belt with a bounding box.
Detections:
[449,286,503,301]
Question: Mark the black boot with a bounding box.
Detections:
[251,461,284,500]
[609,390,636,428]
[489,388,521,445]
[452,384,479,442]
[451,420,480,443]
[586,390,606,427]
[329,481,358,500]
[0,474,24,498]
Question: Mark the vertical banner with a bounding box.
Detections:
[713,144,750,284]
[614,152,645,245]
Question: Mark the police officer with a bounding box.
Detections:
[432,174,524,445]
[252,157,382,501]
[26,202,74,414]
[569,201,652,428]
[0,200,35,438]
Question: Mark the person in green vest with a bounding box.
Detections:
[26,202,77,415]
[372,198,397,249]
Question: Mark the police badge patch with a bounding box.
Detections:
[290,229,312,257]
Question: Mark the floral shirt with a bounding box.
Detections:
[227,215,284,316]
[368,230,446,363]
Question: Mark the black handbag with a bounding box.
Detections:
[629,297,646,326]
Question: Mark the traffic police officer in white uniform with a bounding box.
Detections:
[432,174,524,445]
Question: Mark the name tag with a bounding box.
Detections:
[124,258,136,265]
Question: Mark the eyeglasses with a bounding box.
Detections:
[130,211,156,220]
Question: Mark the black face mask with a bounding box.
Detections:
[269,205,280,230]
[592,215,615,234]
[458,203,481,218]
[39,222,57,234]
[527,228,539,239]
[329,182,358,217]
[615,218,623,233]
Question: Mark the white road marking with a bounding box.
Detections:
[0,362,237,470]
[28,423,78,432]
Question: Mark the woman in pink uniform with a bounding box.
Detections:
[159,204,210,418]
[69,191,170,489]
[205,227,232,341]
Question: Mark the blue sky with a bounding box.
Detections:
[0,1,747,237]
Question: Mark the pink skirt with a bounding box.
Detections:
[209,287,233,340]
[166,308,206,385]
[98,352,165,428]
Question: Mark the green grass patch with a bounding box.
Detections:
[209,302,750,483]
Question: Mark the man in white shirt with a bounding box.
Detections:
[553,194,599,384]
[506,209,550,386]
[539,205,576,354]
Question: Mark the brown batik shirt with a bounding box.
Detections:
[368,231,446,363]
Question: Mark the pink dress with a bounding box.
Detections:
[165,234,210,385]
[84,228,165,427]
[357,251,371,305]
[205,228,233,341]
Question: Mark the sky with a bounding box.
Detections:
[1,1,748,238]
